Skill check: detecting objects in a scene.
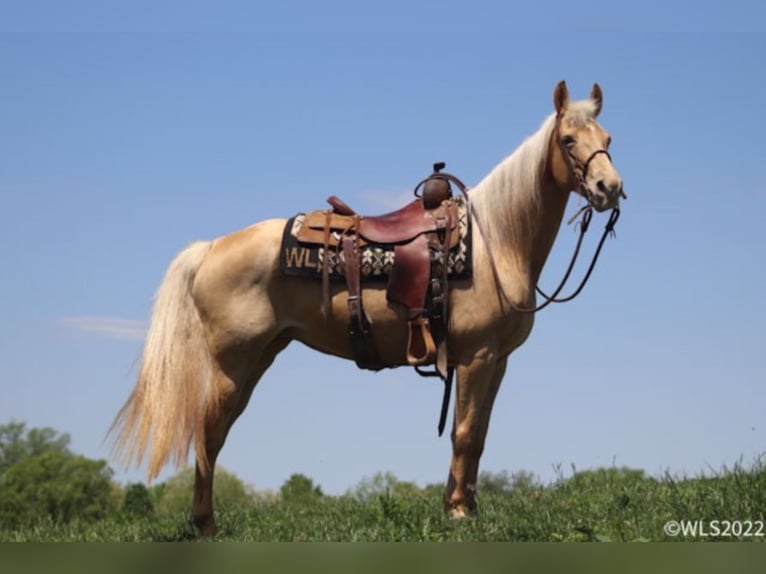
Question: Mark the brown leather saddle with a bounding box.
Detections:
[296,163,468,369]
[291,163,470,435]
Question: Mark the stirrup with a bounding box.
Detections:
[406,317,437,365]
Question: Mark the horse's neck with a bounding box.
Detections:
[472,161,569,303]
[528,173,570,283]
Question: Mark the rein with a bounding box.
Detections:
[533,206,619,308]
[473,201,620,315]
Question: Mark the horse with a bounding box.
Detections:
[110,81,624,535]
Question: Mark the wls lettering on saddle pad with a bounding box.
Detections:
[280,196,472,281]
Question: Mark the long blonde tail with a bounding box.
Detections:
[109,240,215,480]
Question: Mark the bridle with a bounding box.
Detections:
[562,147,613,208]
[472,113,626,314]
[554,116,626,208]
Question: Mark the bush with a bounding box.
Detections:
[280,473,323,504]
[0,451,115,528]
[123,483,154,517]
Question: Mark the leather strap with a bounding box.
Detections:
[343,234,383,370]
[438,367,455,437]
[436,208,453,379]
[322,210,332,314]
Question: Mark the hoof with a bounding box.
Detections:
[447,504,476,519]
[190,515,218,537]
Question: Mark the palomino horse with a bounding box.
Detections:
[110,81,624,535]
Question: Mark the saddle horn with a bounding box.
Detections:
[415,162,454,210]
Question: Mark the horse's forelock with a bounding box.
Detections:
[563,99,599,127]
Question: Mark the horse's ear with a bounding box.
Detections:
[554,81,569,115]
[590,83,603,117]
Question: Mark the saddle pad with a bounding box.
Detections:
[280,197,472,282]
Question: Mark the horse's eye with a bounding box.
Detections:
[561,135,576,148]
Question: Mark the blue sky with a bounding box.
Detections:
[1,2,765,495]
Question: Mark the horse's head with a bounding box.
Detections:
[550,81,624,212]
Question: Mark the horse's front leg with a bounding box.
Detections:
[444,353,508,517]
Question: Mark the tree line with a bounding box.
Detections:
[0,421,549,529]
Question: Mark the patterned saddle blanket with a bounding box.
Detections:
[279,195,472,281]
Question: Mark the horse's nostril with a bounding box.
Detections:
[597,180,607,193]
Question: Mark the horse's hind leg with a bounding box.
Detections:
[445,355,508,517]
[190,338,288,536]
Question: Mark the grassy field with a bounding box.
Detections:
[3,460,765,542]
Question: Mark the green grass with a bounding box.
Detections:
[3,460,765,542]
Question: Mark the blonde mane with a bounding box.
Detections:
[470,99,598,250]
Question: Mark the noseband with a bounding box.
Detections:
[576,148,612,182]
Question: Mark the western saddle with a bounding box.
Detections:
[294,163,470,434]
